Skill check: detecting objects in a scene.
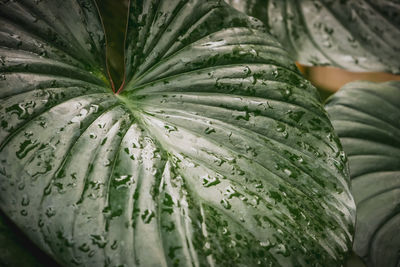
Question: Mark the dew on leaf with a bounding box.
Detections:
[220,198,232,209]
[272,69,279,78]
[89,104,99,113]
[103,159,111,166]
[339,151,347,163]
[78,243,90,252]
[243,66,251,76]
[225,185,241,199]
[204,127,216,134]
[18,183,25,190]
[45,206,56,217]
[111,240,118,250]
[164,124,177,133]
[21,194,30,206]
[16,139,39,159]
[202,175,221,187]
[91,234,108,248]
[276,123,285,132]
[114,174,133,189]
[141,209,155,224]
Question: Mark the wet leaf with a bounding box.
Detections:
[0,0,355,266]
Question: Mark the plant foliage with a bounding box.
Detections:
[0,0,357,266]
[227,0,400,73]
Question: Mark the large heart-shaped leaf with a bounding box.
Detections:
[227,0,400,74]
[0,0,355,266]
[325,81,400,267]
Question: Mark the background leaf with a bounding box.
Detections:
[0,210,59,266]
[1,0,355,266]
[227,0,400,74]
[325,81,400,267]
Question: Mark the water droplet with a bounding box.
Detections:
[18,183,25,190]
[272,69,279,78]
[222,227,229,235]
[111,240,118,250]
[324,26,334,35]
[322,40,332,48]
[339,151,347,163]
[276,123,285,132]
[16,139,39,159]
[243,66,251,76]
[39,120,47,128]
[225,185,240,199]
[45,206,56,217]
[204,127,215,134]
[141,209,155,224]
[21,194,30,206]
[71,108,88,123]
[281,87,292,98]
[164,124,177,133]
[260,240,271,247]
[333,158,344,171]
[220,198,231,209]
[202,175,220,187]
[276,243,290,257]
[89,104,99,113]
[114,174,133,189]
[91,234,107,248]
[283,169,292,176]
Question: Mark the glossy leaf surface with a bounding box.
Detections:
[227,0,400,74]
[326,81,400,267]
[0,0,355,266]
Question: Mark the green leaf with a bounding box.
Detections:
[227,0,400,74]
[0,0,355,266]
[95,0,129,91]
[325,81,400,267]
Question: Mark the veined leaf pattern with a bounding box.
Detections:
[227,0,400,73]
[0,0,355,266]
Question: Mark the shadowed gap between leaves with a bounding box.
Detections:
[95,0,130,94]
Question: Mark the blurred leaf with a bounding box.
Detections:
[326,81,400,267]
[227,0,400,74]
